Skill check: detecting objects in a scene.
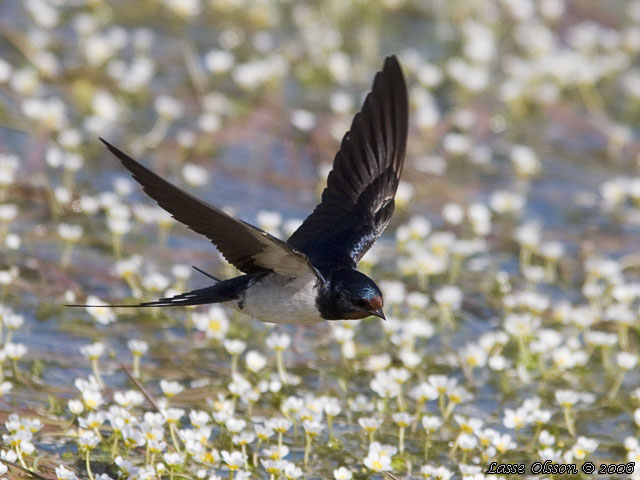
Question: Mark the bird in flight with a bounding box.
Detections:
[76,55,408,324]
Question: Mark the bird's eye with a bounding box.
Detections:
[356,298,369,308]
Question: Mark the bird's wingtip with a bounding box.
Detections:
[384,54,401,69]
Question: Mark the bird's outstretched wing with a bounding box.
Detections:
[101,139,319,279]
[286,55,408,274]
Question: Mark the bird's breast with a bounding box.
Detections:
[235,274,323,324]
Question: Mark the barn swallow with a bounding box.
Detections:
[73,56,408,324]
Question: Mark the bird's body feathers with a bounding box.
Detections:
[72,55,408,324]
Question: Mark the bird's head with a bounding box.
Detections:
[321,269,385,321]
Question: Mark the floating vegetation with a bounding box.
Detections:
[1,0,640,479]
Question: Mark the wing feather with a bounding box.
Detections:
[287,55,408,273]
[101,139,318,279]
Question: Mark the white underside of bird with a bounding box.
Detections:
[232,274,323,325]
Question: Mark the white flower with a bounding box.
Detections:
[328,51,351,84]
[80,342,104,360]
[224,339,246,356]
[193,306,229,340]
[488,355,510,371]
[245,351,267,373]
[0,154,19,186]
[199,112,221,132]
[176,129,196,148]
[442,202,464,224]
[417,62,443,87]
[4,312,24,330]
[492,433,517,452]
[434,286,463,309]
[392,412,413,427]
[290,110,316,131]
[540,241,565,260]
[616,352,638,370]
[458,433,478,450]
[514,221,541,249]
[365,353,391,372]
[63,153,83,172]
[58,223,83,242]
[163,451,184,466]
[5,342,27,360]
[363,451,391,472]
[266,333,291,351]
[415,101,440,130]
[142,272,170,292]
[442,132,470,156]
[221,450,246,470]
[81,388,104,410]
[155,95,183,119]
[164,0,201,18]
[182,163,209,187]
[460,344,488,369]
[410,383,438,404]
[511,145,540,177]
[233,431,255,447]
[428,466,454,480]
[0,204,18,222]
[84,34,116,67]
[265,417,292,433]
[396,215,431,242]
[555,390,579,407]
[0,381,12,397]
[22,96,68,130]
[189,410,211,428]
[4,233,19,250]
[84,296,116,325]
[359,417,382,433]
[468,203,491,236]
[284,462,303,479]
[261,459,286,475]
[256,211,282,234]
[421,415,443,433]
[91,90,121,124]
[160,380,184,397]
[302,419,323,435]
[571,436,598,460]
[55,464,78,480]
[490,190,525,214]
[205,49,235,73]
[333,466,353,480]
[330,91,354,114]
[54,186,72,204]
[78,429,100,450]
[324,399,341,417]
[118,391,146,409]
[255,424,275,441]
[128,339,149,356]
[225,417,246,434]
[463,21,495,63]
[504,312,540,337]
[539,430,556,446]
[343,339,357,360]
[503,407,531,429]
[0,57,12,84]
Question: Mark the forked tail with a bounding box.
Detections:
[66,275,258,308]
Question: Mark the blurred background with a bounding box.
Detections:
[1,0,640,477]
[1,0,639,301]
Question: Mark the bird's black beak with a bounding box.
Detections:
[370,308,386,321]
